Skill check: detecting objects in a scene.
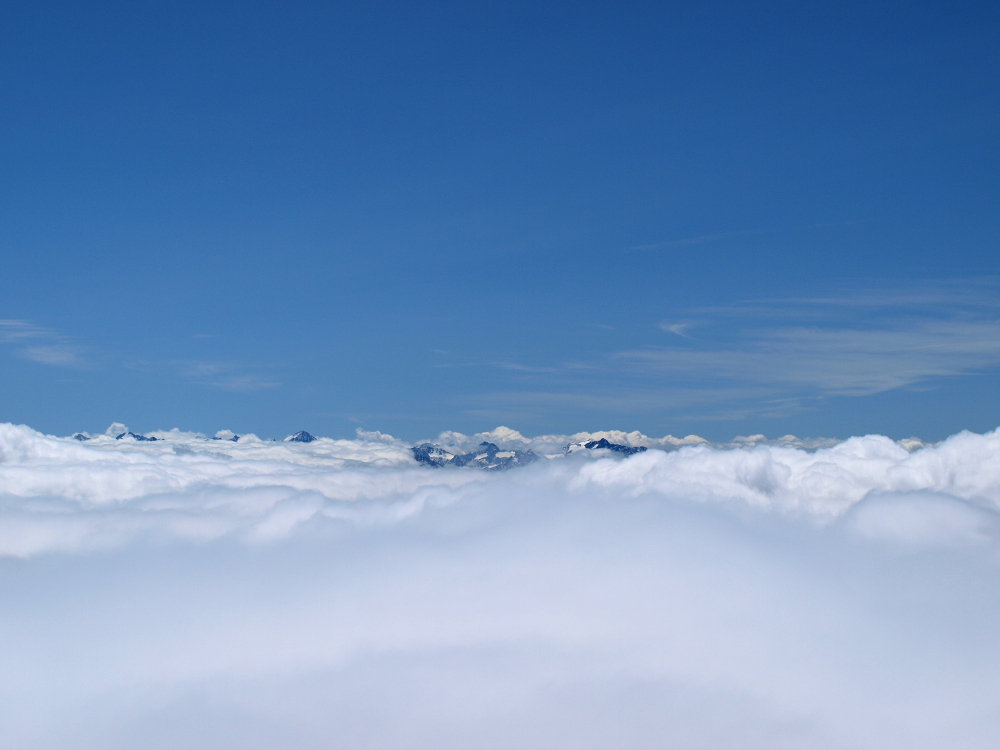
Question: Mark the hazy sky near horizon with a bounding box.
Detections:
[1,0,998,441]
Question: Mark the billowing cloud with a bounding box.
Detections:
[1,422,1000,748]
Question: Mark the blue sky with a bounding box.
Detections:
[1,0,998,441]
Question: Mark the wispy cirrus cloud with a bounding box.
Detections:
[659,321,694,338]
[691,277,1000,319]
[173,360,280,391]
[0,319,88,367]
[457,279,1000,424]
[0,318,279,390]
[624,228,762,252]
[619,320,1000,396]
[623,221,863,253]
[455,387,798,426]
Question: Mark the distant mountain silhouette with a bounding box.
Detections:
[412,441,538,471]
[565,438,647,456]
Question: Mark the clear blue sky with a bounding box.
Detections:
[1,0,998,441]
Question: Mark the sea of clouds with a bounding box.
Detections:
[2,422,1000,748]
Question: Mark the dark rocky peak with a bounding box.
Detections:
[116,432,158,442]
[72,433,89,441]
[412,443,457,467]
[286,431,316,443]
[565,437,646,456]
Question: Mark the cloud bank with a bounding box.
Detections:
[2,423,1000,748]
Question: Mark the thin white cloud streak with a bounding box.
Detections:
[621,320,1000,395]
[0,319,276,388]
[0,320,51,342]
[456,281,1000,421]
[659,321,694,337]
[1,423,1000,747]
[637,282,1000,398]
[0,319,87,367]
[170,360,281,391]
[623,221,867,254]
[458,385,782,412]
[624,228,762,251]
[707,277,1000,314]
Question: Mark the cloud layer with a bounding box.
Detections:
[1,423,1000,748]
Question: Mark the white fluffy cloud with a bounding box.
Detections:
[2,423,1000,748]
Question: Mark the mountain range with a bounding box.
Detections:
[412,437,646,470]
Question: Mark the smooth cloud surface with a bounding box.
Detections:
[2,423,1000,748]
